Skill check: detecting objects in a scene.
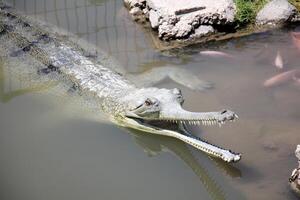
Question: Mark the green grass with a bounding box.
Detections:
[234,0,269,27]
[289,0,300,10]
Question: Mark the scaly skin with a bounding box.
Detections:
[0,4,241,163]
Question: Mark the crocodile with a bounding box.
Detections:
[289,145,300,197]
[0,4,241,163]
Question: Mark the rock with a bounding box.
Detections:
[158,22,176,39]
[130,7,143,16]
[149,10,160,29]
[134,0,236,40]
[154,0,235,40]
[124,0,146,9]
[147,0,235,25]
[190,25,214,38]
[173,20,193,38]
[256,0,297,25]
[124,0,147,21]
[129,7,146,22]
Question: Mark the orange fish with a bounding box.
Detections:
[274,51,284,69]
[291,32,300,52]
[263,69,300,87]
[199,50,235,59]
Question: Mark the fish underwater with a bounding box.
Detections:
[274,50,284,69]
[199,50,235,59]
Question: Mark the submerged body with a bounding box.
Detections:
[0,4,240,162]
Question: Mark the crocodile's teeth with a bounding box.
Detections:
[218,122,222,127]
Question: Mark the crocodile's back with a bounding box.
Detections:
[0,6,135,100]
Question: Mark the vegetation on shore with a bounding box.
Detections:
[289,0,300,10]
[234,0,269,26]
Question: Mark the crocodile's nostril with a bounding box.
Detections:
[221,110,227,114]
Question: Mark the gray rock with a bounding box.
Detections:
[256,0,297,25]
[158,22,176,39]
[149,10,160,29]
[124,0,236,40]
[125,0,236,41]
[174,20,193,38]
[190,25,214,38]
[124,0,146,9]
[150,0,235,40]
[130,7,143,16]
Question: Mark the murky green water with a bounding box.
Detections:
[1,0,300,200]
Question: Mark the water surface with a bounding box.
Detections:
[1,0,300,200]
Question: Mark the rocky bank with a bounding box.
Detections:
[124,0,300,49]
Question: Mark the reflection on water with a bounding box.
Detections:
[6,0,156,71]
[0,0,300,199]
[128,129,244,200]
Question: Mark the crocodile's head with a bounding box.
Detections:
[117,88,241,162]
[114,87,240,163]
[119,87,237,128]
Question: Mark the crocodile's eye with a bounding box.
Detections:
[145,99,152,106]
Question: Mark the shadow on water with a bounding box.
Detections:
[125,128,246,200]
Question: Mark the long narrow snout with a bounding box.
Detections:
[160,106,238,126]
[121,105,241,163]
[159,106,240,162]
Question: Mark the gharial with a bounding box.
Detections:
[0,4,241,163]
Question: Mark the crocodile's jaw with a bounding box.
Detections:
[115,116,241,163]
[114,87,240,162]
